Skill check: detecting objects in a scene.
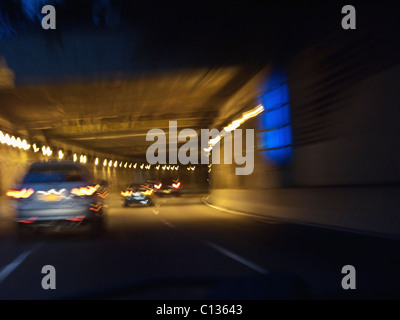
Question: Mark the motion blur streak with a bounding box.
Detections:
[205,104,264,153]
[172,182,180,189]
[223,105,264,132]
[121,190,133,197]
[0,131,30,150]
[0,0,399,302]
[66,216,86,221]
[71,186,98,196]
[37,189,66,196]
[6,188,35,199]
[16,217,38,223]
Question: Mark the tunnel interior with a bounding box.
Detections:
[1,0,400,304]
[0,0,400,236]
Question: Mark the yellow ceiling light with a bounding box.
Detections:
[42,146,52,157]
[206,104,264,153]
[223,104,264,132]
[22,139,30,150]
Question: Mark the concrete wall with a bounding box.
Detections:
[208,42,400,237]
[207,187,400,238]
[289,62,400,187]
[0,144,36,194]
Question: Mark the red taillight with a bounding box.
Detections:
[154,183,162,189]
[172,182,181,189]
[90,205,102,212]
[17,217,38,223]
[71,186,97,196]
[97,191,108,198]
[66,215,85,221]
[6,188,35,199]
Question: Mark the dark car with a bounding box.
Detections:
[149,178,181,197]
[7,160,108,237]
[121,184,155,207]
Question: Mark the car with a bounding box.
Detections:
[7,160,108,237]
[149,178,181,197]
[121,184,155,207]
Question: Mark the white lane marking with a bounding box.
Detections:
[203,198,400,241]
[202,198,282,224]
[160,218,176,229]
[0,243,42,285]
[206,241,269,275]
[153,201,268,274]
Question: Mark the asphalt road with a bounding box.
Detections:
[0,194,400,300]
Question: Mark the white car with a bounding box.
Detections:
[7,160,108,237]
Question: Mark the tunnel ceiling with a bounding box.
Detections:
[0,65,262,158]
[0,0,354,159]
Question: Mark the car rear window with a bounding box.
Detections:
[22,164,92,183]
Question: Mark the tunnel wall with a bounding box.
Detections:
[0,144,34,195]
[288,61,400,187]
[209,35,400,237]
[207,187,400,237]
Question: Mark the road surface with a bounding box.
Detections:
[1,194,400,300]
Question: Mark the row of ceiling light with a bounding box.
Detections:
[0,104,264,170]
[204,104,264,153]
[0,130,196,171]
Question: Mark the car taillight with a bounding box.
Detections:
[121,190,133,197]
[6,188,35,199]
[172,182,181,189]
[141,190,153,196]
[71,186,97,196]
[154,183,162,189]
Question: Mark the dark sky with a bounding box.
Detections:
[0,0,351,58]
[1,0,398,82]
